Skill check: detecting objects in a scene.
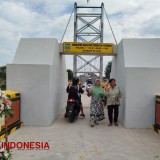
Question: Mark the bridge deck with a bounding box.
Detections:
[9,93,160,160]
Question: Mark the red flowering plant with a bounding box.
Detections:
[0,89,13,160]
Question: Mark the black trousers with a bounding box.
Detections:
[107,105,119,123]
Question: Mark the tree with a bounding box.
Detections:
[0,66,6,79]
[0,66,6,90]
[67,69,73,80]
[104,61,112,79]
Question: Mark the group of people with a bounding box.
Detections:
[66,77,122,127]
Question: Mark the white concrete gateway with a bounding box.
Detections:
[7,38,67,126]
[111,38,160,128]
[7,38,160,128]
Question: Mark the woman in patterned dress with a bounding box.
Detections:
[88,79,105,127]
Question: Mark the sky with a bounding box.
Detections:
[0,0,160,73]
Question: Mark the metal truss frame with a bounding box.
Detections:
[73,3,104,80]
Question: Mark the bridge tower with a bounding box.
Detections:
[73,3,104,80]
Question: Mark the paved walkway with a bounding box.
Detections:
[9,94,160,160]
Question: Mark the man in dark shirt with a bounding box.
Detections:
[87,78,93,85]
[66,77,85,117]
[66,84,84,100]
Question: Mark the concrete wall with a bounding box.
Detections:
[125,68,160,128]
[123,39,160,68]
[13,38,56,65]
[7,38,67,126]
[111,38,160,128]
[110,41,127,125]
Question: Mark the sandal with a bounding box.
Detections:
[94,121,98,125]
[108,123,112,126]
[80,113,85,118]
[90,122,95,127]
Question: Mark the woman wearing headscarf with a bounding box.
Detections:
[88,79,105,127]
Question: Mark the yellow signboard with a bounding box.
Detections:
[63,42,114,54]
